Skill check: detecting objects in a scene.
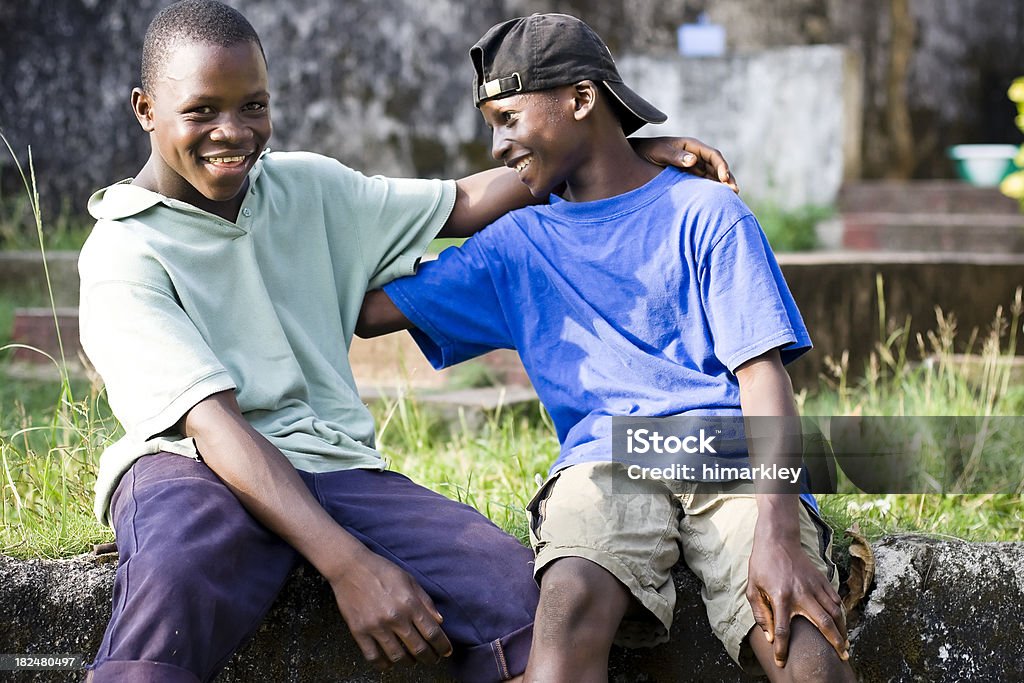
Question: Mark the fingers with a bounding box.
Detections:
[338,573,450,671]
[772,604,792,668]
[779,581,850,664]
[749,587,851,669]
[629,136,738,192]
[356,613,450,671]
[680,138,740,194]
[819,582,846,625]
[686,152,740,194]
[392,617,447,667]
[747,587,776,644]
[412,587,453,660]
[801,585,850,660]
[374,588,451,669]
[804,609,850,662]
[353,633,391,673]
[722,168,740,194]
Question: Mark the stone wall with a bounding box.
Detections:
[1,0,1020,214]
[2,536,1022,681]
[690,0,1024,180]
[619,46,861,208]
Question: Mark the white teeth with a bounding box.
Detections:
[514,157,532,174]
[207,155,245,164]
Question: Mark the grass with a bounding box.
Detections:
[0,193,92,251]
[803,277,1024,545]
[1,375,118,558]
[0,137,118,557]
[4,358,1021,561]
[0,294,15,348]
[369,392,557,544]
[751,202,832,252]
[4,281,1023,557]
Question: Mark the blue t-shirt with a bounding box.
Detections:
[385,167,811,482]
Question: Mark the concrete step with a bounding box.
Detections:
[8,307,81,365]
[839,181,1021,214]
[360,385,540,430]
[840,212,1024,252]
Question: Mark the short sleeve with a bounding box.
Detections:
[325,161,456,290]
[698,215,811,372]
[383,235,513,368]
[80,246,236,439]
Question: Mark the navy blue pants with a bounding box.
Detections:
[88,453,538,682]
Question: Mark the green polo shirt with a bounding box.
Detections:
[80,150,456,524]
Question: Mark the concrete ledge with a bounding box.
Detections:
[0,251,79,307]
[4,252,1023,392]
[777,253,1024,389]
[2,536,1022,681]
[838,182,1022,215]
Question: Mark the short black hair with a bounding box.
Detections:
[141,0,266,92]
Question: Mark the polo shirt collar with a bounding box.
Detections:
[88,150,268,221]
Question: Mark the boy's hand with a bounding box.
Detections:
[630,136,740,193]
[181,392,452,671]
[747,521,850,668]
[327,547,453,671]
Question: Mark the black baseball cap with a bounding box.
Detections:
[470,13,667,136]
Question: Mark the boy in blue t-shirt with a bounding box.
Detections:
[358,13,856,683]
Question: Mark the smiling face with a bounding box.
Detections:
[132,39,271,213]
[480,88,586,198]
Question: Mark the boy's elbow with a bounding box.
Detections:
[355,306,381,338]
[356,289,405,338]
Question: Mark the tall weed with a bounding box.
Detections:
[0,135,116,557]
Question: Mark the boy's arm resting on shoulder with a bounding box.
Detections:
[735,350,849,669]
[179,391,452,670]
[356,289,413,338]
[440,136,738,238]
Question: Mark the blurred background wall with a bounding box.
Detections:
[1,0,1021,212]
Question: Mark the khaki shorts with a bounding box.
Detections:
[527,460,840,672]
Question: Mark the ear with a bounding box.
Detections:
[131,87,156,133]
[571,80,599,122]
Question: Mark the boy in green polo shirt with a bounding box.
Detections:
[79,2,736,681]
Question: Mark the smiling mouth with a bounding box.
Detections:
[204,155,248,165]
[511,156,532,175]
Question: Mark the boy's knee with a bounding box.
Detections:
[774,617,856,683]
[530,557,631,663]
[538,557,629,624]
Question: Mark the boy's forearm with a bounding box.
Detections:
[180,391,369,579]
[738,351,849,665]
[735,350,804,535]
[441,167,540,238]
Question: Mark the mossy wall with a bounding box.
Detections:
[1,0,1020,211]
